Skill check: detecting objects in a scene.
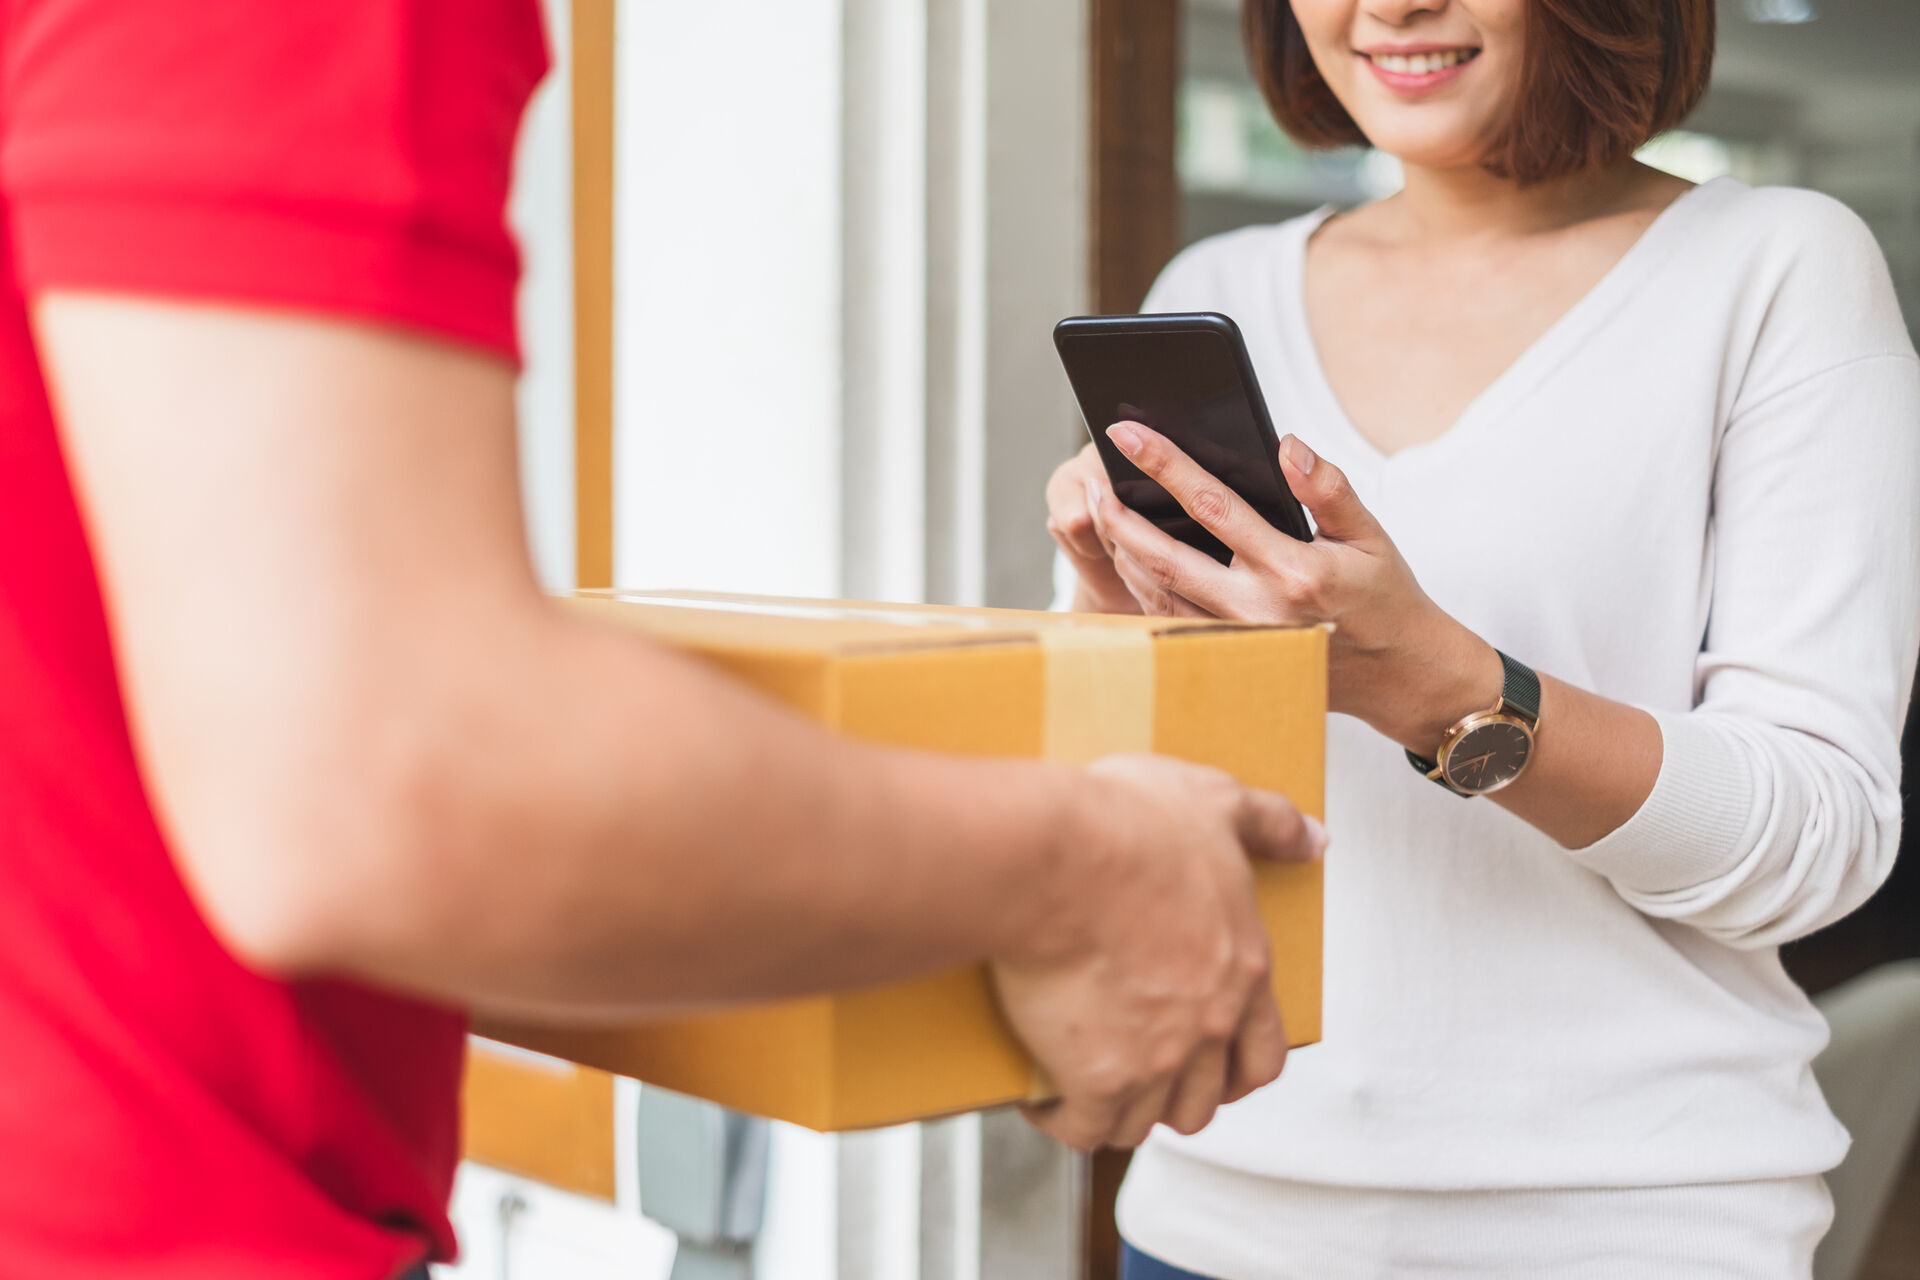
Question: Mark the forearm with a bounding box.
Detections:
[1491,675,1661,848]
[245,594,1082,1016]
[1375,613,1660,848]
[34,297,1079,1015]
[1385,613,1903,947]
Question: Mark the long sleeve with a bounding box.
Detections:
[1569,342,1920,947]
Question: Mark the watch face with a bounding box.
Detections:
[1442,718,1533,794]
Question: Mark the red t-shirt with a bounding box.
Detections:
[0,2,547,1275]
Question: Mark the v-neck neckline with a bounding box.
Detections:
[1284,177,1729,467]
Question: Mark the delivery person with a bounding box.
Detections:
[0,3,1324,1278]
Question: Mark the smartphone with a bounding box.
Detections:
[1053,312,1310,563]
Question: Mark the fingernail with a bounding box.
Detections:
[1282,434,1316,475]
[1303,815,1328,859]
[1082,476,1102,520]
[1107,422,1143,457]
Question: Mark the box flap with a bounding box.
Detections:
[572,589,1298,658]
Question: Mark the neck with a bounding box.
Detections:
[1387,160,1643,241]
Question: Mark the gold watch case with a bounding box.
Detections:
[1434,710,1535,795]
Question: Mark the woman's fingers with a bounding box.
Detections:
[1113,551,1213,618]
[1047,451,1150,616]
[1046,515,1105,572]
[1276,434,1381,545]
[1048,499,1106,565]
[1106,421,1265,555]
[1089,483,1233,615]
[1043,445,1111,563]
[1081,477,1116,558]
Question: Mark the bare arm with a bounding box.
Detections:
[39,295,1323,1149]
[38,296,1063,1012]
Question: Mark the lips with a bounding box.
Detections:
[1358,46,1481,95]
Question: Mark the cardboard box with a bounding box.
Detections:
[462,1042,618,1202]
[470,591,1324,1133]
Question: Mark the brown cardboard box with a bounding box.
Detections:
[468,591,1325,1134]
[462,1044,618,1202]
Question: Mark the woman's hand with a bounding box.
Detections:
[1044,444,1142,615]
[1087,421,1500,752]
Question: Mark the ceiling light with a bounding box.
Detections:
[1744,0,1817,23]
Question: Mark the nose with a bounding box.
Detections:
[1362,0,1449,25]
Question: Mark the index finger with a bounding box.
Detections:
[1224,988,1289,1104]
[1019,1090,1127,1153]
[1106,421,1264,555]
[1234,789,1328,865]
[1045,450,1109,562]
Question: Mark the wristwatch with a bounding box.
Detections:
[1405,650,1541,797]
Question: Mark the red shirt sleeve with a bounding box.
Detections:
[0,0,549,358]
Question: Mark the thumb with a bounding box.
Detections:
[1234,788,1328,865]
[1278,435,1379,544]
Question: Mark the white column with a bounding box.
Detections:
[917,1114,982,1280]
[837,1125,925,1280]
[923,0,1090,609]
[613,0,845,597]
[841,0,931,603]
[922,0,988,606]
[919,0,1092,1274]
[979,0,1090,610]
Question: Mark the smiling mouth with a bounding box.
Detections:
[1360,47,1482,75]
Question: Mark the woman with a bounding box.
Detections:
[1046,0,1920,1276]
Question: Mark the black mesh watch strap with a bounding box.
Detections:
[1405,649,1540,795]
[1403,745,1466,795]
[1498,650,1541,725]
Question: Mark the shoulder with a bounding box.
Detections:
[1692,182,1907,336]
[1704,182,1891,279]
[1141,214,1322,314]
[1685,181,1916,394]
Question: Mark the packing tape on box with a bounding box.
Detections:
[1025,625,1157,1103]
[1039,625,1156,766]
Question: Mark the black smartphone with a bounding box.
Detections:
[1053,312,1310,563]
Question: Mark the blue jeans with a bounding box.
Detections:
[1121,1242,1214,1280]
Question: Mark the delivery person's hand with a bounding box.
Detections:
[1044,443,1141,615]
[993,753,1326,1151]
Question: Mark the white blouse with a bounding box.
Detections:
[1059,179,1920,1243]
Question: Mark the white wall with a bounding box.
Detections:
[612,1,845,598]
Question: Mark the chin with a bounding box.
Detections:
[1351,117,1493,172]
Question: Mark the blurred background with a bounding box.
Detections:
[455,2,1920,1277]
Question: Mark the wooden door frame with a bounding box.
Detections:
[573,0,616,589]
[1090,0,1181,318]
[1085,1,1182,1277]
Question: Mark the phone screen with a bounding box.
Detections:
[1056,318,1308,563]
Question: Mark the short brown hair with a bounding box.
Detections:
[1242,0,1715,185]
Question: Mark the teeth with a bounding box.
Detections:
[1372,49,1474,74]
